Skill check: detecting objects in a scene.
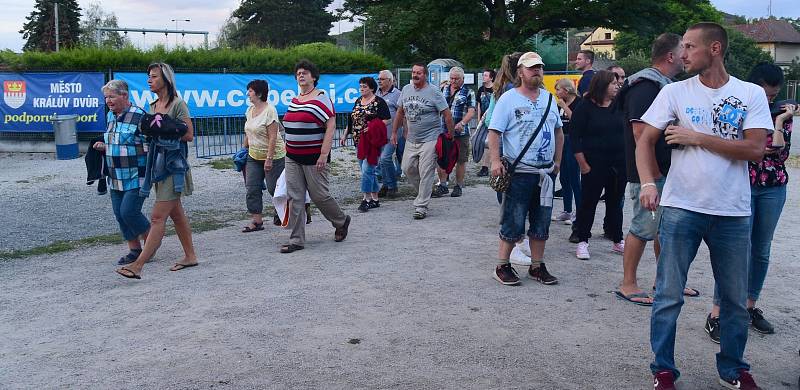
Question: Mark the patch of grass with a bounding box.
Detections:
[0,208,254,261]
[209,158,235,170]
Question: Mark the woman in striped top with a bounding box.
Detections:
[279,59,351,253]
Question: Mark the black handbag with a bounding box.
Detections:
[489,93,553,193]
[140,113,188,139]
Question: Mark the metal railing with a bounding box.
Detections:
[193,112,353,159]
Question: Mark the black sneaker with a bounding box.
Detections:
[748,307,775,334]
[477,166,489,176]
[358,200,370,213]
[378,186,388,197]
[450,185,462,197]
[705,314,720,344]
[493,264,521,286]
[368,199,380,209]
[431,184,448,198]
[528,263,558,285]
[568,230,581,244]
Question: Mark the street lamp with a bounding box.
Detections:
[171,18,191,47]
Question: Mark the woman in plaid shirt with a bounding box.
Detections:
[92,80,150,266]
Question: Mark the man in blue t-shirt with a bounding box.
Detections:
[575,50,595,97]
[488,52,564,287]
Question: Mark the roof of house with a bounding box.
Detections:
[733,19,800,44]
[582,39,615,46]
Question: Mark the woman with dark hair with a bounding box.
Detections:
[279,59,350,253]
[571,70,627,260]
[342,76,391,212]
[117,62,197,279]
[704,62,796,338]
[241,79,286,231]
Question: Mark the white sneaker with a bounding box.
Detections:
[517,238,532,257]
[510,246,532,266]
[564,212,574,225]
[576,241,590,260]
[612,240,625,254]
[552,211,571,223]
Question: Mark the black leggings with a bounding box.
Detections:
[575,160,627,243]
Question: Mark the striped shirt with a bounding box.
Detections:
[282,93,335,165]
[104,105,147,191]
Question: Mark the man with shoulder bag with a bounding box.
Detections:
[487,52,564,286]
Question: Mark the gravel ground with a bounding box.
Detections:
[1,152,798,389]
[0,148,365,253]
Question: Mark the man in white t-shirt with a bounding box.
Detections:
[637,23,772,390]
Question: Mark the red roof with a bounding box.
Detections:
[733,19,800,44]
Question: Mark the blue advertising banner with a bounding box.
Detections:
[115,72,375,116]
[1,72,106,132]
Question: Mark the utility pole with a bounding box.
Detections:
[171,19,190,47]
[54,2,60,52]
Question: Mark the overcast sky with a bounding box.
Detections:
[1,0,798,52]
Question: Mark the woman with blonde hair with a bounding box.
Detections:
[116,62,198,279]
[552,78,582,233]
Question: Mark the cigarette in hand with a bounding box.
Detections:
[651,211,656,220]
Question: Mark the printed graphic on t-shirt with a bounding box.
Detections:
[511,104,551,162]
[403,96,429,122]
[686,96,747,140]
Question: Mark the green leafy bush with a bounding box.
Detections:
[0,43,391,73]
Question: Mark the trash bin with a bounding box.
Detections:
[52,114,79,160]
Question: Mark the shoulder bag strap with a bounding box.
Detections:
[508,93,553,172]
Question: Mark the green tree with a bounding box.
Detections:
[231,0,336,48]
[20,0,82,52]
[215,16,244,49]
[614,0,722,58]
[724,28,774,80]
[78,2,127,49]
[344,0,685,67]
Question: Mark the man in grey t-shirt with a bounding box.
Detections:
[391,63,454,220]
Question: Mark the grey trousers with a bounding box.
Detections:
[401,139,438,211]
[285,158,347,246]
[245,155,285,214]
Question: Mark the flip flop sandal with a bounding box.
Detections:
[614,291,653,306]
[170,263,198,271]
[683,287,700,297]
[242,221,264,233]
[280,244,304,253]
[116,266,141,279]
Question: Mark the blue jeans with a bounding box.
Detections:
[359,159,380,193]
[558,135,581,213]
[110,189,150,241]
[380,143,398,190]
[499,173,554,242]
[712,185,787,304]
[651,207,751,382]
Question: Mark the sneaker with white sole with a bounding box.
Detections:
[612,240,625,254]
[719,369,762,390]
[509,246,531,266]
[576,241,590,260]
[552,211,571,223]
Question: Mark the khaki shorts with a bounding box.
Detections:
[455,135,470,163]
[155,169,194,201]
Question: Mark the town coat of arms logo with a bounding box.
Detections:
[3,80,26,109]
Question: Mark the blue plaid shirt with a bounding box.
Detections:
[441,84,476,137]
[104,105,147,191]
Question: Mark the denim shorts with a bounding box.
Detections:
[628,176,666,241]
[499,173,553,242]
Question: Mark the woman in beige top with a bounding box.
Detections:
[116,62,198,279]
[242,79,286,231]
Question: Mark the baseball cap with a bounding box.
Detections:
[518,52,545,68]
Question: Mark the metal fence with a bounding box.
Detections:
[193,112,353,159]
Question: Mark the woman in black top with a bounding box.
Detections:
[570,70,627,260]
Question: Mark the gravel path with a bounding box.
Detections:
[1,153,798,389]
